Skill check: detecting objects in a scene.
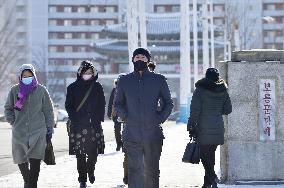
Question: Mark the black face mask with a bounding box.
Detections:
[133,60,148,72]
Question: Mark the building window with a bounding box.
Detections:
[49,33,58,39]
[78,33,86,39]
[90,20,100,25]
[64,46,73,52]
[91,33,99,40]
[16,6,25,12]
[214,4,224,12]
[274,16,284,23]
[48,20,57,26]
[64,33,73,39]
[49,46,57,52]
[77,46,87,52]
[213,18,224,26]
[156,6,166,13]
[90,6,99,13]
[65,59,73,64]
[105,6,115,13]
[17,32,26,38]
[49,6,57,13]
[64,20,72,26]
[78,6,86,13]
[73,60,81,66]
[78,19,87,25]
[16,19,26,26]
[172,5,180,12]
[64,6,72,13]
[106,20,115,25]
[265,30,276,38]
[264,4,276,10]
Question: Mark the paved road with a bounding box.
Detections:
[0,120,116,176]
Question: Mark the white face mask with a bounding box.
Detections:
[82,74,92,81]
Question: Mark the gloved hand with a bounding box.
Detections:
[46,127,54,141]
[187,120,197,140]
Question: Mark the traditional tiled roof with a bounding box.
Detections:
[94,40,223,54]
[102,12,223,36]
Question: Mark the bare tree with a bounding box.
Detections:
[0,0,19,86]
[224,0,262,50]
[32,45,63,104]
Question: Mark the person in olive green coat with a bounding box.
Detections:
[187,68,232,188]
[4,64,55,188]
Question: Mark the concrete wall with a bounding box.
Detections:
[218,50,284,183]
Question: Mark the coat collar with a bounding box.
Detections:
[195,78,228,93]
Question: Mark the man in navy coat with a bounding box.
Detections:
[114,48,173,188]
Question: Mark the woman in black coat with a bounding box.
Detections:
[187,68,232,188]
[65,60,105,188]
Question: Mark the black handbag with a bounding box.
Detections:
[182,141,200,164]
[44,139,56,165]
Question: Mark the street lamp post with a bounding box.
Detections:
[138,0,147,48]
[193,0,198,83]
[126,0,139,72]
[209,0,215,67]
[179,0,191,123]
[202,1,209,74]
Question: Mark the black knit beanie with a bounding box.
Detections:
[205,68,219,82]
[132,48,151,62]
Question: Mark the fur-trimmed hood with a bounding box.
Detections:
[195,78,228,93]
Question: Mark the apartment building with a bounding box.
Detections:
[262,0,284,49]
[1,0,283,105]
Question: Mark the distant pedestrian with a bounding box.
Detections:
[4,64,55,188]
[187,68,232,188]
[114,47,173,188]
[65,60,106,188]
[107,79,123,151]
[148,61,156,72]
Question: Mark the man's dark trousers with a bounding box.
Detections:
[113,116,122,148]
[125,140,163,188]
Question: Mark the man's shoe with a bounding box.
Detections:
[123,176,128,185]
[79,182,87,188]
[88,173,95,184]
[201,185,211,188]
[116,144,122,151]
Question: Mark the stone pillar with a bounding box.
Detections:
[218,50,284,183]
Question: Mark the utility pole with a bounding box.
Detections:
[209,0,215,67]
[126,0,139,72]
[224,26,227,61]
[138,0,147,48]
[193,0,198,83]
[179,0,191,123]
[234,23,240,51]
[202,1,209,74]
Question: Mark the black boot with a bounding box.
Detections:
[18,162,29,188]
[87,155,97,184]
[77,155,88,183]
[79,182,87,188]
[88,172,95,184]
[29,158,41,188]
